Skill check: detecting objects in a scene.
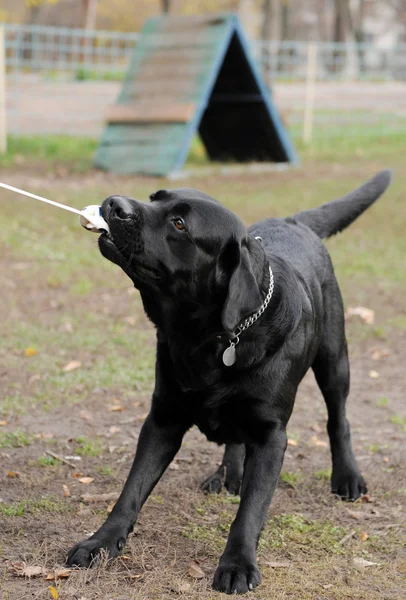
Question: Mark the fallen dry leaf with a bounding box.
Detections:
[45,569,71,581]
[346,306,375,325]
[109,425,121,434]
[369,370,379,379]
[49,586,59,599]
[106,501,116,513]
[397,561,406,574]
[311,435,328,448]
[360,531,369,541]
[369,346,390,361]
[353,557,380,568]
[10,563,46,577]
[109,405,124,412]
[321,583,334,590]
[79,410,93,422]
[126,574,143,580]
[311,423,322,433]
[124,316,136,326]
[71,472,84,478]
[78,477,94,485]
[171,580,192,593]
[7,471,20,478]
[28,374,41,385]
[24,347,38,357]
[188,560,205,579]
[169,462,180,470]
[264,561,291,568]
[347,509,364,520]
[0,420,7,426]
[287,439,298,447]
[63,360,81,372]
[62,484,71,497]
[34,432,54,439]
[361,494,375,503]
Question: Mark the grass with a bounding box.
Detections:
[0,135,97,171]
[0,431,31,448]
[314,468,332,480]
[280,471,303,486]
[75,436,104,457]
[389,415,406,430]
[37,455,58,466]
[0,496,70,517]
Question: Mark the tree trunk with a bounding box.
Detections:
[280,0,290,41]
[333,0,346,43]
[161,0,171,13]
[261,0,273,87]
[261,0,272,40]
[82,0,98,30]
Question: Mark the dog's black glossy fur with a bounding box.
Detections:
[67,171,392,594]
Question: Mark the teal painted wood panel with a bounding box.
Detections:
[96,14,233,176]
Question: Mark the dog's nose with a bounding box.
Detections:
[106,195,133,220]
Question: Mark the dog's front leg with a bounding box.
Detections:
[67,412,187,567]
[213,423,287,594]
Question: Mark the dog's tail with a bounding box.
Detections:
[293,170,392,239]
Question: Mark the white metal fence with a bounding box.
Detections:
[3,23,406,144]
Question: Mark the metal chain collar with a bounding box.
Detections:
[222,265,274,367]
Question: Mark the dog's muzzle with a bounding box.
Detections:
[103,195,145,255]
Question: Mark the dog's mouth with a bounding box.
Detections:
[99,231,162,281]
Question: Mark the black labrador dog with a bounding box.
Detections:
[67,170,391,594]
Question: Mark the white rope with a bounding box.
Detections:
[0,181,82,215]
[0,181,110,233]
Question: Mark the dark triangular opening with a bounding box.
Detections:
[199,31,289,163]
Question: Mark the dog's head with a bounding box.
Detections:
[99,188,266,333]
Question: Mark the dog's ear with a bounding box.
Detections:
[221,239,262,334]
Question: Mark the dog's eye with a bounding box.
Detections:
[172,218,185,231]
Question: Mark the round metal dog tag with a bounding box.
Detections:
[222,345,236,367]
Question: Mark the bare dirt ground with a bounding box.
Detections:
[0,160,405,599]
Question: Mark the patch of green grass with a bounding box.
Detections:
[259,514,345,555]
[0,430,31,448]
[0,502,26,517]
[0,496,70,517]
[37,455,58,466]
[0,395,27,417]
[75,436,103,457]
[314,468,332,481]
[377,396,389,408]
[0,135,97,171]
[182,522,229,552]
[367,442,382,452]
[280,471,303,486]
[97,465,113,476]
[389,415,406,430]
[74,67,125,82]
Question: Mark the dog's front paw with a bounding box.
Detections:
[212,556,261,594]
[331,468,367,501]
[67,531,127,567]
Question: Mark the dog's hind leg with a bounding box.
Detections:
[312,277,367,501]
[201,443,245,495]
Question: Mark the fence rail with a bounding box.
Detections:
[2,23,406,144]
